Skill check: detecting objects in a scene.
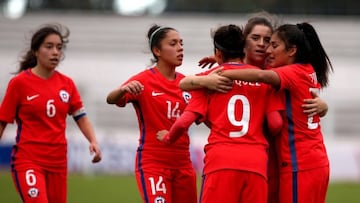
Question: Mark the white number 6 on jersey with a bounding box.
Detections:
[46,99,56,117]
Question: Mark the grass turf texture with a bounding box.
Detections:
[1,171,360,202]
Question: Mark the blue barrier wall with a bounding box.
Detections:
[0,145,12,167]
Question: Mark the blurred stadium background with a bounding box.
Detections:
[0,0,360,202]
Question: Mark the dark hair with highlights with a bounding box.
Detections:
[244,11,279,39]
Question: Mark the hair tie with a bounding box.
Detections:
[296,23,304,32]
[149,26,166,47]
[214,41,242,55]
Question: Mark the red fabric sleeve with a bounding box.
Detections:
[265,110,283,136]
[163,111,199,144]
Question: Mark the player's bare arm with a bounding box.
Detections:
[221,69,281,89]
[302,91,328,117]
[0,121,7,139]
[76,116,102,163]
[106,80,144,104]
[179,68,232,92]
[198,55,217,69]
[156,130,170,144]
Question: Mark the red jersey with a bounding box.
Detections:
[273,63,329,172]
[187,63,282,178]
[0,69,84,172]
[117,67,192,169]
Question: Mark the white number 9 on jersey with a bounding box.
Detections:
[227,95,250,137]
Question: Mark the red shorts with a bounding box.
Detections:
[279,166,329,203]
[200,170,267,203]
[12,162,67,203]
[135,167,197,203]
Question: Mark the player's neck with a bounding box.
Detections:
[223,59,243,65]
[32,66,55,79]
[156,63,176,80]
[244,57,265,69]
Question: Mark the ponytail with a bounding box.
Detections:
[18,51,37,73]
[297,22,333,87]
[276,23,333,87]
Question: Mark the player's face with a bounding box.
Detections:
[158,30,184,67]
[35,34,63,70]
[266,33,295,68]
[244,25,272,68]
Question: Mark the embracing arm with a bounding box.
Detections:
[179,75,207,90]
[76,116,102,163]
[157,111,199,144]
[179,68,232,92]
[221,69,281,89]
[302,91,328,117]
[198,55,217,69]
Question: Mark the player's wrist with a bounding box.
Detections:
[163,134,171,144]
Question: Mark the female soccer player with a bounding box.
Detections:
[158,24,283,203]
[242,15,283,203]
[187,13,328,203]
[0,23,102,203]
[184,19,284,203]
[106,25,197,203]
[220,22,333,203]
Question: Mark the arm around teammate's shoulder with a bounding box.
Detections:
[221,68,281,89]
[179,68,232,92]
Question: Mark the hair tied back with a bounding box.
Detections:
[296,23,304,32]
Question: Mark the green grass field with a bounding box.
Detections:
[1,170,360,202]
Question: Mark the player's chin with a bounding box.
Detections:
[174,60,183,67]
[266,60,275,68]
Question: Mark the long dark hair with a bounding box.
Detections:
[17,23,69,73]
[275,22,333,87]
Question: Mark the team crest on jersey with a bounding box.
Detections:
[154,196,166,203]
[59,90,70,103]
[28,187,39,198]
[182,91,191,104]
